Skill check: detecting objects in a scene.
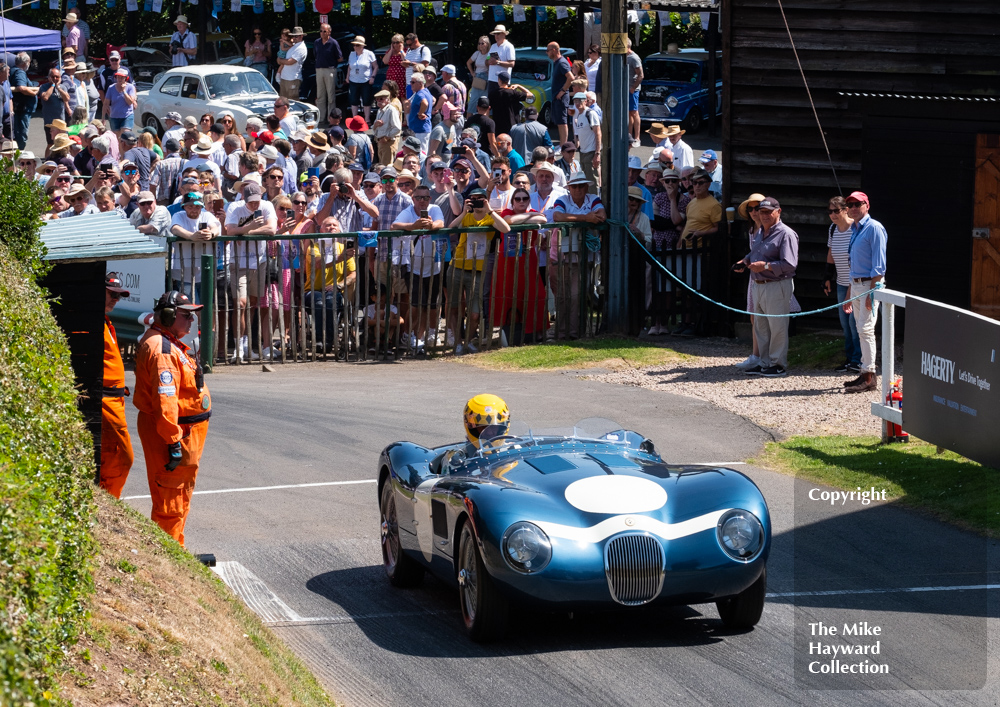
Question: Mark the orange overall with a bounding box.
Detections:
[100,318,134,498]
[133,325,211,546]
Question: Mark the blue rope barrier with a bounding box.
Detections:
[620,222,882,319]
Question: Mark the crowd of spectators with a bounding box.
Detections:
[6,18,738,361]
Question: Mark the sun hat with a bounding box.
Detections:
[174,14,189,25]
[567,172,592,186]
[350,35,366,46]
[627,186,647,203]
[737,192,766,219]
[490,24,508,34]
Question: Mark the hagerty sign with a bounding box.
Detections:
[902,297,1000,468]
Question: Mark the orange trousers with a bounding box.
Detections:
[99,399,134,499]
[137,412,209,547]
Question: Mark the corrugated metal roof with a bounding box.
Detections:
[40,211,166,264]
[838,92,1000,102]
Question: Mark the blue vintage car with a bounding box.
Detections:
[377,418,770,641]
[639,48,722,133]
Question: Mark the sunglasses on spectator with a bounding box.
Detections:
[292,200,307,205]
[363,182,378,188]
[55,175,72,182]
[513,196,531,202]
[268,174,282,179]
[49,197,64,205]
[108,291,125,300]
[412,195,431,201]
[253,31,262,34]
[662,178,679,184]
[381,177,395,184]
[18,161,32,166]
[178,310,195,320]
[222,118,233,123]
[749,206,761,211]
[828,208,843,213]
[453,167,470,174]
[69,195,88,203]
[845,201,864,208]
[199,179,213,186]
[109,57,120,62]
[123,169,138,176]
[692,179,710,185]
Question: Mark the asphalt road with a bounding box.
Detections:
[116,360,999,706]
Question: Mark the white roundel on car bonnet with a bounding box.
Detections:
[564,475,667,514]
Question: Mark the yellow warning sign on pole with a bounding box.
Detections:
[601,32,629,55]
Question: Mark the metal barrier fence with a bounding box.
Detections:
[166,222,604,367]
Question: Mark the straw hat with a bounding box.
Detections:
[50,134,73,151]
[396,168,418,185]
[174,15,189,25]
[646,122,684,140]
[567,172,592,186]
[45,118,68,131]
[191,136,214,155]
[304,131,329,151]
[627,186,647,203]
[490,24,508,35]
[63,12,78,23]
[737,192,766,219]
[350,35,366,46]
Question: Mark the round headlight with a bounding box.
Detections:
[717,510,764,561]
[502,521,552,573]
[666,96,679,109]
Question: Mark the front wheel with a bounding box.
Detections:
[142,114,162,136]
[716,566,766,629]
[539,101,552,127]
[681,107,703,133]
[380,479,424,587]
[457,521,509,642]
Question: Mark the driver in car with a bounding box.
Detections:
[464,393,510,449]
[441,394,511,473]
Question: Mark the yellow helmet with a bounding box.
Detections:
[464,394,510,448]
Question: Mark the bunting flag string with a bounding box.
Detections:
[492,4,503,21]
[470,2,481,19]
[432,1,443,15]
[391,0,400,16]
[512,3,524,22]
[535,5,545,21]
[371,0,383,15]
[554,5,566,19]
[448,0,460,18]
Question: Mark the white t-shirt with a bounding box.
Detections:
[405,44,432,85]
[585,57,601,92]
[573,107,601,154]
[348,49,377,83]
[225,200,278,269]
[169,210,220,280]
[393,203,444,273]
[489,185,514,212]
[279,115,297,137]
[279,40,308,82]
[410,233,446,277]
[487,41,515,83]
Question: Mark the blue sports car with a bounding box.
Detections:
[377,418,770,641]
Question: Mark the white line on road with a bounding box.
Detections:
[767,583,1000,598]
[681,462,746,466]
[122,478,377,500]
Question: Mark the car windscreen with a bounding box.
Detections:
[205,71,275,99]
[216,40,242,61]
[512,59,548,82]
[643,59,700,85]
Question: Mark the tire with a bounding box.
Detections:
[716,566,766,629]
[539,101,552,127]
[380,479,424,587]
[681,107,703,133]
[143,114,163,136]
[457,521,509,642]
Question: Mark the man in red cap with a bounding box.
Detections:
[100,273,134,498]
[133,291,211,546]
[842,191,887,393]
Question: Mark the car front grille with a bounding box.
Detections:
[604,533,665,606]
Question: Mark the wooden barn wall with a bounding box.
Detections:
[723,0,1000,321]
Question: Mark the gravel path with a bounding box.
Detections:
[586,337,900,439]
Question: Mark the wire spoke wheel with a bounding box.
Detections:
[380,480,423,587]
[456,522,508,641]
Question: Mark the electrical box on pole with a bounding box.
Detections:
[599,0,628,333]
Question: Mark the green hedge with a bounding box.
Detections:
[0,244,96,706]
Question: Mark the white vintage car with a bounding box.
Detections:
[136,65,319,135]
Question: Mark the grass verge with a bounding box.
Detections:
[754,435,997,535]
[461,336,690,371]
[786,332,845,369]
[58,490,336,706]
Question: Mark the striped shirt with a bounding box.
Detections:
[827,223,852,286]
[150,154,185,203]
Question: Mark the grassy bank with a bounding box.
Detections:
[755,436,996,534]
[462,336,689,370]
[59,491,336,706]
